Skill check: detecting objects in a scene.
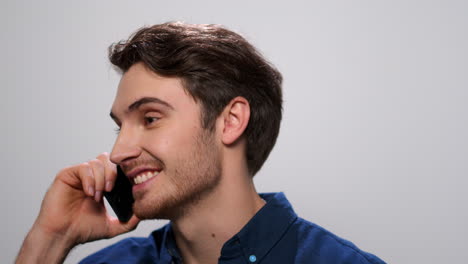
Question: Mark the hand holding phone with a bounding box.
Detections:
[104,166,134,222]
[16,154,140,263]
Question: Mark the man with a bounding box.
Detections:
[16,22,385,264]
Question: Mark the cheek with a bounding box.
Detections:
[143,124,196,158]
[143,131,171,156]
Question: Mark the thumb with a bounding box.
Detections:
[107,215,140,238]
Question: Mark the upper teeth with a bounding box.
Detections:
[134,171,159,185]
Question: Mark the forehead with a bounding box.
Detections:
[111,63,197,118]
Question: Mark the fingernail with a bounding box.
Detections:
[88,186,95,196]
[95,191,102,202]
[105,181,113,192]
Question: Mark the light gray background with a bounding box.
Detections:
[2,0,467,263]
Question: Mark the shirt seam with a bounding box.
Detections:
[326,232,380,264]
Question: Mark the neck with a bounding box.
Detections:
[170,161,265,264]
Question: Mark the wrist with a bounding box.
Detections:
[16,224,75,264]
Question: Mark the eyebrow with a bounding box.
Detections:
[109,96,174,122]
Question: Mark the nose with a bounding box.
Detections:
[110,126,142,165]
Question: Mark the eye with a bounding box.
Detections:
[113,115,159,135]
[144,116,159,125]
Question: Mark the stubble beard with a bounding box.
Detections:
[133,128,222,220]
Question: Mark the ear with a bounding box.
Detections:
[219,96,250,145]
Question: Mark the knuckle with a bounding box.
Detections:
[90,159,106,182]
[56,167,69,177]
[89,159,104,170]
[97,152,109,159]
[54,168,68,181]
[55,164,80,180]
[79,162,94,179]
[88,159,100,165]
[80,162,91,170]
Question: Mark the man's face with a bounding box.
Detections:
[109,62,222,220]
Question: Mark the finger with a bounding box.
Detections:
[78,162,95,197]
[89,159,106,202]
[107,215,140,238]
[96,152,117,192]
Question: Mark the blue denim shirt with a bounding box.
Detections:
[80,192,386,264]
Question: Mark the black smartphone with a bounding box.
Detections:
[104,165,134,222]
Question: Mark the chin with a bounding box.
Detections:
[131,192,193,220]
[132,198,178,220]
[133,208,172,220]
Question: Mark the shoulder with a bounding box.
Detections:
[79,225,169,264]
[289,217,386,264]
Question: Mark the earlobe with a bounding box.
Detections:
[221,97,250,145]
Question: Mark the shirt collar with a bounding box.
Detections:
[220,192,298,262]
[162,192,297,263]
[165,224,183,263]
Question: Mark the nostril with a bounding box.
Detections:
[110,145,142,165]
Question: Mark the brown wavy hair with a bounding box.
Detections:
[108,22,283,176]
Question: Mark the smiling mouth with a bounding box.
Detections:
[133,171,160,185]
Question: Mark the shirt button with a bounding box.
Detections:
[249,255,257,262]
